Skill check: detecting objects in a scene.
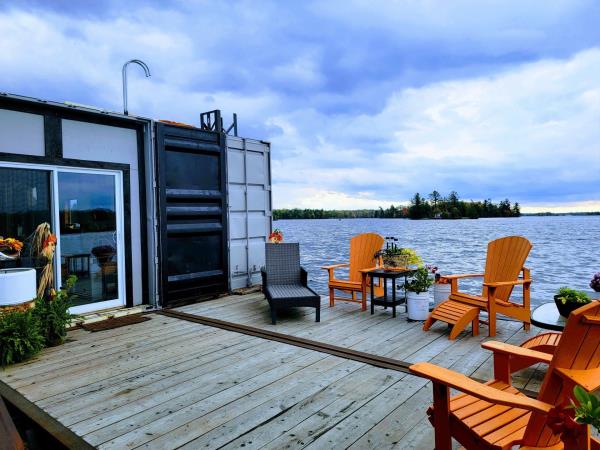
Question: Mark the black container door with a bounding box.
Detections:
[156,123,228,305]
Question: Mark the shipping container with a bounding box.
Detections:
[0,92,271,312]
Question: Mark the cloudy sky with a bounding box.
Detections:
[1,1,599,212]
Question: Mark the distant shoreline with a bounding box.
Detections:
[274,211,600,220]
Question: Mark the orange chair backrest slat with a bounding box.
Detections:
[348,233,384,282]
[482,236,532,302]
[523,301,600,447]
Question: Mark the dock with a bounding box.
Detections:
[0,293,545,449]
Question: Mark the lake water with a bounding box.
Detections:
[274,216,600,308]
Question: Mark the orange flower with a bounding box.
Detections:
[43,234,57,248]
[269,229,283,243]
[0,237,24,252]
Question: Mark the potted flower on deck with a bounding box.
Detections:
[554,287,591,318]
[268,229,283,244]
[405,267,434,320]
[376,243,423,270]
[590,272,600,293]
[546,385,600,450]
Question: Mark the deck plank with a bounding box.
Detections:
[0,292,547,449]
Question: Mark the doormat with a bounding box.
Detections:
[81,314,151,332]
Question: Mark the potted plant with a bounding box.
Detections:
[590,273,600,293]
[405,266,434,320]
[0,236,23,260]
[377,247,409,269]
[546,386,600,450]
[554,287,591,318]
[268,229,283,244]
[376,244,423,269]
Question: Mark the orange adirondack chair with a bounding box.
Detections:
[423,235,532,338]
[321,233,384,311]
[410,300,600,450]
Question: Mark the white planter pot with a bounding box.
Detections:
[406,291,431,320]
[0,268,37,306]
[433,283,452,305]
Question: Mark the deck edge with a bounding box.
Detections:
[0,379,95,450]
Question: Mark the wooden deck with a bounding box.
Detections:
[0,292,547,449]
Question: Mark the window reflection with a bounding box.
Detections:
[0,167,51,269]
[58,172,119,306]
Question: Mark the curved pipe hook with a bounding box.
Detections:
[122,59,151,115]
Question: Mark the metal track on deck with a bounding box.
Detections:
[158,309,414,374]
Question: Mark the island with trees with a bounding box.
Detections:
[273,191,521,220]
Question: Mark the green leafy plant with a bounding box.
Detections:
[571,385,600,432]
[555,287,591,305]
[405,267,434,294]
[0,309,45,367]
[34,275,77,347]
[377,247,423,266]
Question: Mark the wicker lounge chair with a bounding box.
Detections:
[262,243,320,325]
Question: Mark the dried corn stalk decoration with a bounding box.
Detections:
[31,222,57,298]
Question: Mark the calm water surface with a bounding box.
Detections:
[274,216,600,308]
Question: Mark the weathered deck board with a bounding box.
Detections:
[0,292,547,449]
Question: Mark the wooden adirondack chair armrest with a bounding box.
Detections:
[321,263,349,280]
[483,279,532,288]
[481,341,553,364]
[443,273,485,280]
[358,266,379,273]
[321,263,349,270]
[409,362,553,414]
[555,367,600,392]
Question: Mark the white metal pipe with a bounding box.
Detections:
[122,59,151,115]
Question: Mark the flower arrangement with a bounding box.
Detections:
[0,236,24,260]
[268,228,283,244]
[590,273,600,293]
[376,239,423,269]
[0,237,24,253]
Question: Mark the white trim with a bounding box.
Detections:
[70,298,123,315]
[0,161,127,313]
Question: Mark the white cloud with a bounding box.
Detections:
[267,48,600,209]
[0,5,599,211]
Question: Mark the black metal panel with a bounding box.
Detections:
[156,123,228,305]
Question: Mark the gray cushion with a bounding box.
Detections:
[265,243,301,285]
[266,284,318,300]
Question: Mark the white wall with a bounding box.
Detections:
[0,109,44,156]
[61,119,143,305]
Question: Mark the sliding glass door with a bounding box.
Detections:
[0,163,125,314]
[56,171,124,313]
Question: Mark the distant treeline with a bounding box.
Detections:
[273,191,521,220]
[523,212,600,216]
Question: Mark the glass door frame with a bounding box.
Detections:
[0,161,127,314]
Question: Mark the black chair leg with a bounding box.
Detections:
[315,305,320,322]
[270,306,277,325]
